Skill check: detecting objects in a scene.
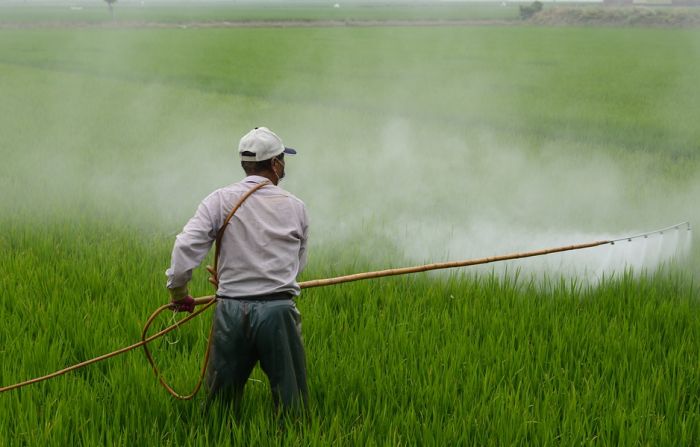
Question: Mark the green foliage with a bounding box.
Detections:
[1,226,699,444]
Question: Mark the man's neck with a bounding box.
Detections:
[248,171,278,186]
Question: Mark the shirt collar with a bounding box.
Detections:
[244,175,271,184]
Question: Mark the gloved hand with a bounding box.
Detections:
[206,265,219,288]
[171,296,195,313]
[168,285,195,313]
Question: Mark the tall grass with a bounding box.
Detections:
[1,223,699,444]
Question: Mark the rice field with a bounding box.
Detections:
[0,1,520,24]
[1,4,699,445]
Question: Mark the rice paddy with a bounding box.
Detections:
[1,3,699,445]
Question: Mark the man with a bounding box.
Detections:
[165,126,309,413]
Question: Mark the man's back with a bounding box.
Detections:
[213,176,308,298]
[166,175,308,299]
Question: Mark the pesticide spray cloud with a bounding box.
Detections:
[0,22,697,283]
[286,116,696,283]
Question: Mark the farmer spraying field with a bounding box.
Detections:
[2,7,700,442]
[166,126,309,413]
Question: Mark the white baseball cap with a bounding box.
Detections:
[238,127,297,162]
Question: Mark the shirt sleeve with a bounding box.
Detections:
[165,197,218,289]
[298,204,310,274]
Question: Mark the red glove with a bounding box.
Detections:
[168,285,195,313]
[171,296,195,313]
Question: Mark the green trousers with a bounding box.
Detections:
[205,296,308,412]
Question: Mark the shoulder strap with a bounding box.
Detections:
[213,180,271,273]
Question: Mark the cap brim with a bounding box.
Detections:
[284,147,297,155]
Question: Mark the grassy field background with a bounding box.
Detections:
[1,5,699,445]
[0,1,520,24]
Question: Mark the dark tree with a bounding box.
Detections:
[519,1,543,20]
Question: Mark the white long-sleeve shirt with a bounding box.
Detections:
[166,175,309,298]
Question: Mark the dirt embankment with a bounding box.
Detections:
[2,9,700,29]
[530,6,700,27]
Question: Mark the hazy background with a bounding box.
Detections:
[0,13,698,282]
